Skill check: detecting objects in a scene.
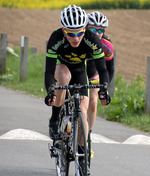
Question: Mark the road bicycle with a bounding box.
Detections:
[48,83,108,176]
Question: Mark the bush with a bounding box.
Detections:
[97,74,145,122]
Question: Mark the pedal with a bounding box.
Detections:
[53,140,61,149]
[48,143,58,158]
[51,148,59,158]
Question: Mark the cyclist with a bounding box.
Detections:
[44,5,110,175]
[86,11,114,141]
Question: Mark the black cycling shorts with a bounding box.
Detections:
[57,59,88,96]
[87,59,99,84]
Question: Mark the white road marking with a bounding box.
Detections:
[123,134,150,145]
[91,133,120,144]
[0,129,150,145]
[0,129,51,141]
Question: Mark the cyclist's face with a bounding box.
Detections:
[63,27,85,48]
[88,25,104,39]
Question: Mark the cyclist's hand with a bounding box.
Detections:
[45,94,56,106]
[45,84,56,106]
[99,93,111,106]
[98,83,111,106]
[99,95,107,106]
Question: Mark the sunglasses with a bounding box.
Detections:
[89,27,105,34]
[64,29,85,38]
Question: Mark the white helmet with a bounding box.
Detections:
[87,11,108,28]
[61,5,87,30]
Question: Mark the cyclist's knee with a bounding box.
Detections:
[89,99,97,112]
[89,103,97,113]
[58,73,71,85]
[80,96,89,115]
[55,65,71,85]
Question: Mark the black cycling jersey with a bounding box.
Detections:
[45,27,109,92]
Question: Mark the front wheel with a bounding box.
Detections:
[87,130,91,168]
[73,112,89,176]
[55,140,70,176]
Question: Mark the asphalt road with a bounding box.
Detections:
[0,85,150,176]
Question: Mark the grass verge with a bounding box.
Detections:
[97,75,150,133]
[0,47,46,98]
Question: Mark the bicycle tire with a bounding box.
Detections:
[73,115,79,175]
[55,142,70,176]
[55,105,70,176]
[87,131,91,168]
[73,111,88,176]
[54,137,70,176]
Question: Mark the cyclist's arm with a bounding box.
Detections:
[45,56,56,92]
[106,57,115,83]
[101,36,115,83]
[45,30,60,92]
[44,54,57,106]
[45,32,59,92]
[94,56,109,84]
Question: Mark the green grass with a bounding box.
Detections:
[0,47,46,97]
[1,48,150,134]
[97,75,150,133]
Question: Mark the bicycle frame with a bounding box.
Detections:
[48,84,107,176]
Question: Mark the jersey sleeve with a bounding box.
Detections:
[101,37,114,61]
[93,48,105,59]
[45,32,58,92]
[106,58,115,83]
[93,45,109,84]
[101,35,115,82]
[94,56,109,85]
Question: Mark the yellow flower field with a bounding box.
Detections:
[0,0,97,9]
[0,0,150,9]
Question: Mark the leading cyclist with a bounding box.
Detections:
[44,5,110,175]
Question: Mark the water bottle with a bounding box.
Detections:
[66,120,71,133]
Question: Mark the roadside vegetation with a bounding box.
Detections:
[0,49,150,134]
[0,0,150,9]
[0,48,46,98]
[97,75,150,133]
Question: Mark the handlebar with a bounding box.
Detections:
[46,83,110,106]
[48,83,108,93]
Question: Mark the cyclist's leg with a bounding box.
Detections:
[49,63,71,140]
[79,96,89,144]
[87,59,99,131]
[54,64,71,106]
[88,88,99,131]
[87,59,99,160]
[87,89,98,160]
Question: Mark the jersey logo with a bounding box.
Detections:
[92,45,98,50]
[65,53,86,63]
[84,38,98,50]
[52,38,65,50]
